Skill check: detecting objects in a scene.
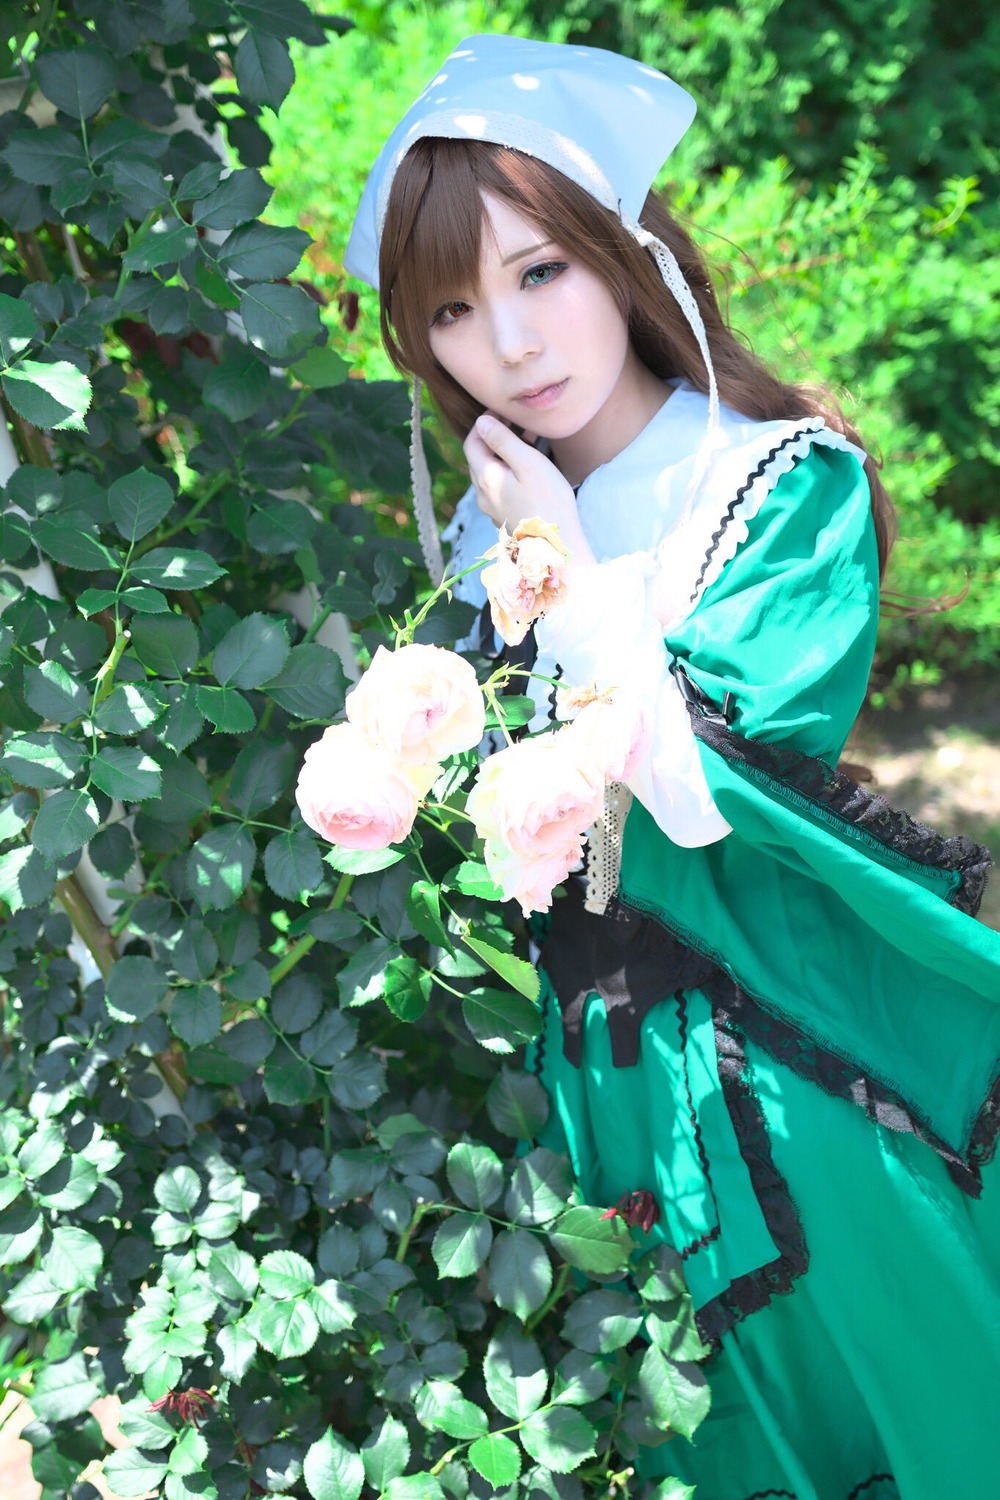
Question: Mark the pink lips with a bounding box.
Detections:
[514,379,567,410]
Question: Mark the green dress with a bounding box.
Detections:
[526,444,1000,1500]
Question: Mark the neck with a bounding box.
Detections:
[550,353,671,487]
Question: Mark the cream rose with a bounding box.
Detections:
[295,723,438,850]
[466,730,604,913]
[481,518,570,647]
[345,643,486,764]
[564,690,652,784]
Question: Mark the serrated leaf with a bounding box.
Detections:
[383,954,431,1022]
[234,29,294,109]
[130,613,200,678]
[102,1448,170,1497]
[1,731,87,788]
[446,1142,504,1210]
[2,359,91,430]
[2,127,86,186]
[195,683,256,734]
[35,47,117,119]
[414,1382,488,1440]
[32,511,120,569]
[31,1351,101,1422]
[431,1212,492,1278]
[486,1068,550,1140]
[31,786,99,859]
[291,345,349,389]
[106,955,170,1022]
[247,1292,319,1358]
[263,641,346,718]
[93,682,166,734]
[488,1228,553,1320]
[518,1408,596,1473]
[562,1289,644,1353]
[89,746,162,802]
[131,547,226,590]
[42,1226,103,1293]
[259,1249,315,1299]
[212,611,289,688]
[263,828,323,899]
[325,845,404,876]
[240,280,323,361]
[468,1434,521,1489]
[188,824,256,912]
[405,879,453,951]
[553,1348,612,1406]
[303,1428,363,1500]
[202,346,271,420]
[463,987,542,1053]
[122,216,197,272]
[0,846,55,912]
[217,1321,258,1381]
[361,1414,410,1491]
[218,221,309,280]
[637,1343,711,1439]
[23,660,88,724]
[505,1148,573,1226]
[108,467,174,541]
[228,737,296,815]
[549,1206,633,1274]
[169,985,222,1046]
[483,1329,548,1421]
[192,167,272,230]
[460,926,540,1002]
[0,290,38,362]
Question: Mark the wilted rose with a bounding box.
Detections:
[346,643,486,765]
[466,730,605,914]
[295,723,438,850]
[481,517,570,647]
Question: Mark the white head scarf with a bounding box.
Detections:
[345,34,719,581]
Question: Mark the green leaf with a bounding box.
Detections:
[195,684,256,734]
[212,611,289,689]
[645,1303,712,1363]
[505,1148,573,1227]
[106,955,170,1022]
[36,1154,98,1211]
[548,1206,633,1275]
[562,1290,644,1353]
[169,984,222,1047]
[35,47,117,119]
[3,358,90,430]
[31,786,99,859]
[168,1425,208,1478]
[489,1228,553,1320]
[131,548,226,590]
[120,585,170,613]
[263,1044,318,1106]
[263,828,323,899]
[463,987,543,1053]
[405,879,452,950]
[486,1068,550,1140]
[42,1226,103,1292]
[18,1124,64,1179]
[553,1349,612,1407]
[0,509,33,562]
[246,1291,319,1358]
[483,1329,548,1421]
[195,257,241,310]
[33,511,121,569]
[0,793,33,841]
[2,127,86,185]
[32,1351,102,1422]
[468,1434,522,1489]
[291,345,349,389]
[484,695,535,732]
[303,1428,364,1500]
[259,1248,315,1299]
[325,845,403,876]
[240,280,323,361]
[518,1408,596,1474]
[202,346,271,420]
[154,1163,200,1214]
[89,746,162,802]
[247,496,316,555]
[23,660,88,723]
[383,954,431,1021]
[361,1414,410,1491]
[637,1344,711,1439]
[94,682,166,734]
[130,613,200,678]
[193,167,272,230]
[103,1448,170,1497]
[234,29,295,109]
[431,1212,492,1278]
[414,1382,489,1440]
[0,846,55,912]
[188,824,256,912]
[218,221,310,280]
[218,1321,258,1381]
[108,467,175,542]
[461,926,540,1002]
[155,683,206,754]
[263,641,346,718]
[76,587,119,616]
[1,731,87,788]
[309,1278,355,1335]
[446,1142,504,1210]
[122,216,198,271]
[647,1483,696,1500]
[228,737,296,816]
[0,291,38,362]
[337,935,398,1006]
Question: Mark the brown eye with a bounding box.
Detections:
[432,300,470,327]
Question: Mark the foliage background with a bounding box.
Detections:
[0,2,996,1499]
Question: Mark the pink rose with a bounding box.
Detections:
[295,723,438,850]
[466,731,605,914]
[564,690,652,784]
[346,644,486,764]
[481,518,570,647]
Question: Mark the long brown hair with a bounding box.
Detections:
[378,138,896,577]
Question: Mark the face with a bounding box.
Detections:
[426,193,659,476]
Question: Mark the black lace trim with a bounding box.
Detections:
[689,426,817,605]
[686,701,993,919]
[694,1006,809,1342]
[846,1477,898,1500]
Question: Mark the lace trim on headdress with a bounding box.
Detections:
[584,782,633,914]
[410,376,444,583]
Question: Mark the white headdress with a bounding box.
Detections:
[345,34,719,581]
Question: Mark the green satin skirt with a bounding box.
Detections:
[529,976,1000,1500]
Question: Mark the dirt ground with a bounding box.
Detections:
[1,676,998,1497]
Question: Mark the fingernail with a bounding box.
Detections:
[477,414,496,435]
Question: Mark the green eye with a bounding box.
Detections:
[523,261,568,288]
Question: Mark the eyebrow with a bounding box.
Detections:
[501,239,556,267]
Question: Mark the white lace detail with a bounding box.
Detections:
[584,781,633,914]
[410,377,444,584]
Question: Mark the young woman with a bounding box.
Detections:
[345,35,1000,1500]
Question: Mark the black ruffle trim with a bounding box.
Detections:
[686,700,993,919]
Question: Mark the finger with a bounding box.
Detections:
[474,414,528,481]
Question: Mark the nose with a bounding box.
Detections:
[491,302,540,367]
